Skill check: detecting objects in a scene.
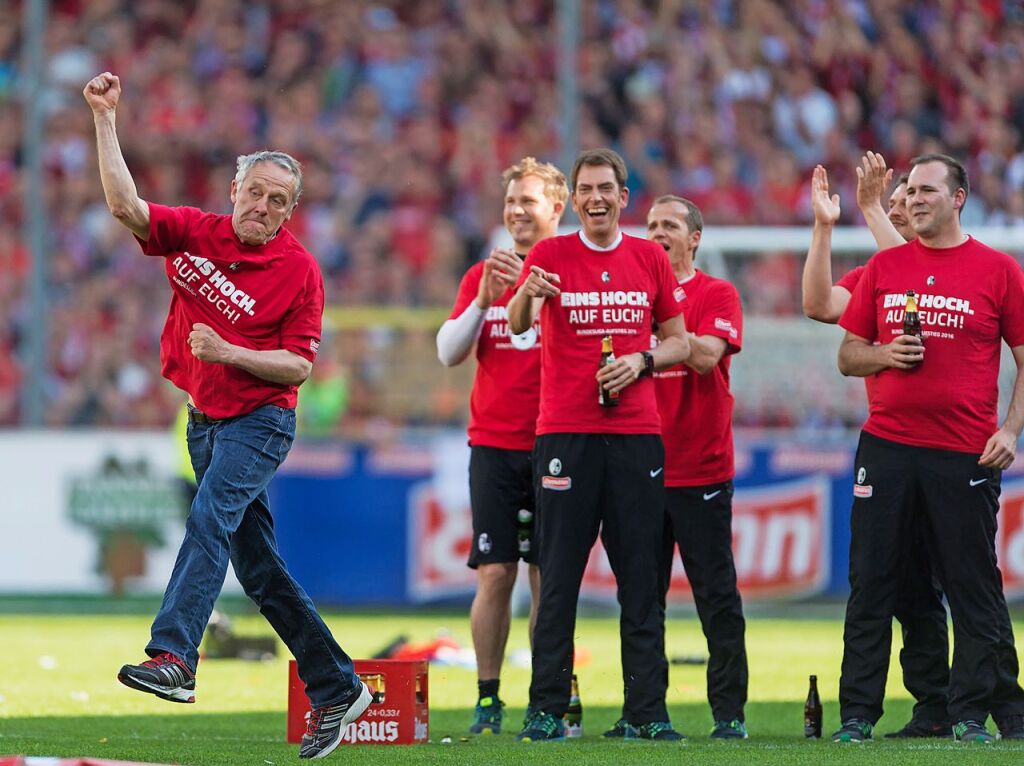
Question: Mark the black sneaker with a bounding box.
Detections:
[831,718,872,742]
[117,652,196,703]
[602,718,634,737]
[469,695,504,734]
[953,719,994,743]
[299,682,373,759]
[883,718,951,738]
[711,719,748,739]
[625,721,686,740]
[996,714,1024,740]
[517,710,566,742]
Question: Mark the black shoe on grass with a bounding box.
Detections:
[626,721,686,741]
[711,719,748,739]
[470,695,504,734]
[832,718,872,742]
[953,720,994,743]
[117,652,196,704]
[883,718,950,738]
[517,710,566,742]
[602,718,634,737]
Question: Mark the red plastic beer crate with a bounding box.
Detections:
[287,659,428,745]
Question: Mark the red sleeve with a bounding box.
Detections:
[696,280,743,354]
[651,245,681,324]
[1000,259,1024,348]
[280,262,325,362]
[838,260,878,340]
[135,203,201,256]
[835,264,865,293]
[450,262,484,319]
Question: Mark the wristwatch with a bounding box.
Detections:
[639,351,655,377]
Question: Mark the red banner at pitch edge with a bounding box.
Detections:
[582,476,832,603]
[996,480,1024,600]
[0,758,179,765]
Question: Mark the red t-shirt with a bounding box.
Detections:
[449,260,541,451]
[655,271,742,486]
[520,232,681,435]
[840,236,1024,453]
[138,203,324,419]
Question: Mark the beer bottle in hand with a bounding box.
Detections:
[804,674,822,739]
[598,335,619,407]
[903,290,922,339]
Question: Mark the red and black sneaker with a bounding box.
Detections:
[117,652,196,703]
[299,682,373,759]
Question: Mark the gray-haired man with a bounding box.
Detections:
[84,71,368,759]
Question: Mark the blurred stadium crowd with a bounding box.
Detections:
[2,0,1024,431]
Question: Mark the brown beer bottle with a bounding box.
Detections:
[903,290,923,339]
[804,674,822,738]
[564,674,583,737]
[598,335,619,407]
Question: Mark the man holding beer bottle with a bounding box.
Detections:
[835,154,1024,743]
[803,154,954,739]
[507,148,690,741]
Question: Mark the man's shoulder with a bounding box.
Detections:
[535,232,579,253]
[966,236,1019,267]
[621,232,664,255]
[696,270,739,297]
[275,229,321,274]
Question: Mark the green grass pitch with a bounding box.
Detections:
[1,606,1022,764]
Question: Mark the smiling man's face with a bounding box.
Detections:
[572,164,628,247]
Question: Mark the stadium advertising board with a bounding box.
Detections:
[997,480,1024,600]
[408,473,832,604]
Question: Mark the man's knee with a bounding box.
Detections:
[476,562,517,598]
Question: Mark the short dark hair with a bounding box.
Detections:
[910,153,969,202]
[652,194,704,234]
[894,172,910,186]
[570,148,628,191]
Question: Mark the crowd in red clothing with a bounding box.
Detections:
[2,0,1024,428]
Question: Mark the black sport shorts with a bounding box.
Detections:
[467,445,538,568]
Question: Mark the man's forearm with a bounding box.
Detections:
[94,112,149,237]
[861,204,904,250]
[684,333,727,375]
[838,340,888,377]
[1001,365,1024,438]
[802,222,837,321]
[507,290,538,334]
[653,335,690,369]
[224,347,312,387]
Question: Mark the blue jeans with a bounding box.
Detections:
[147,404,359,707]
